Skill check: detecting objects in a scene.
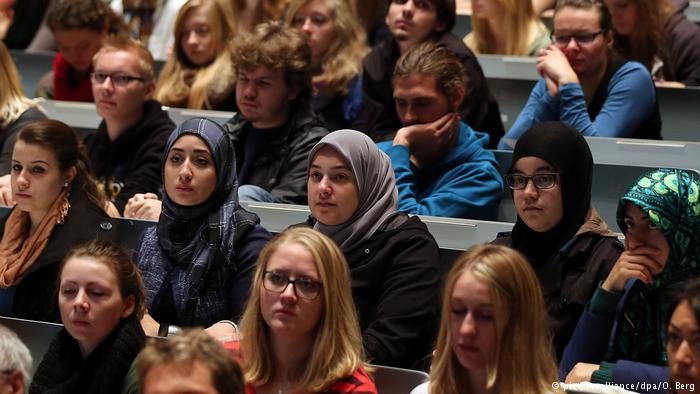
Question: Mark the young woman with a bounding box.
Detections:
[465,0,550,56]
[286,0,369,130]
[604,0,700,87]
[499,0,661,149]
[154,0,238,110]
[37,0,128,101]
[239,227,376,393]
[561,168,700,389]
[494,122,621,360]
[29,240,146,394]
[134,117,271,335]
[0,120,117,323]
[303,129,441,369]
[666,279,700,394]
[412,244,558,394]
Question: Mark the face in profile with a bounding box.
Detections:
[54,28,105,72]
[449,269,497,370]
[235,66,298,129]
[291,0,336,68]
[180,5,217,66]
[164,134,218,206]
[512,156,563,232]
[621,201,670,274]
[667,300,700,394]
[11,141,74,219]
[143,362,219,394]
[385,0,445,49]
[260,242,323,340]
[552,6,611,78]
[59,256,135,357]
[307,146,359,226]
[604,0,637,36]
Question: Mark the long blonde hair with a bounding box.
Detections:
[285,0,368,96]
[154,0,237,109]
[465,0,548,55]
[429,244,557,394]
[0,41,39,129]
[239,227,366,392]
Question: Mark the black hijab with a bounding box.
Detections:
[509,122,593,266]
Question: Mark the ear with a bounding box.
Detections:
[64,166,77,186]
[450,85,465,111]
[121,294,136,318]
[434,20,447,34]
[604,30,614,49]
[286,86,300,102]
[9,370,25,394]
[143,80,156,101]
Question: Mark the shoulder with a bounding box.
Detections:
[611,61,653,83]
[288,111,329,144]
[362,39,394,79]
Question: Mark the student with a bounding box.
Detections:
[377,41,503,220]
[465,0,550,56]
[500,0,661,149]
[412,244,559,394]
[304,129,440,369]
[239,227,377,393]
[0,120,117,323]
[0,324,32,394]
[666,279,700,394]
[29,240,145,394]
[603,0,700,87]
[134,118,271,336]
[361,0,504,148]
[286,0,369,130]
[154,0,238,110]
[37,0,128,101]
[494,122,621,360]
[561,169,700,394]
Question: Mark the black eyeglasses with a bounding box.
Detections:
[90,72,146,87]
[551,31,604,46]
[263,271,322,300]
[504,173,559,190]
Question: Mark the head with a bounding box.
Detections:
[138,329,244,394]
[91,35,156,125]
[667,279,700,394]
[0,41,36,129]
[231,22,312,128]
[468,0,541,55]
[430,244,555,393]
[58,240,144,357]
[239,228,364,391]
[174,0,235,68]
[603,0,670,36]
[0,325,32,394]
[552,0,613,77]
[385,0,455,50]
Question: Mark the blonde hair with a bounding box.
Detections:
[93,35,156,81]
[612,0,674,70]
[285,0,369,96]
[429,244,557,394]
[239,227,366,392]
[0,41,39,128]
[154,0,237,109]
[465,0,548,55]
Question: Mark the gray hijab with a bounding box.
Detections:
[308,129,398,252]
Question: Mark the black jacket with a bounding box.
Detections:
[360,33,504,148]
[84,99,175,213]
[223,106,329,205]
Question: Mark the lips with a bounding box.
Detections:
[97,100,116,109]
[459,343,479,353]
[71,319,90,327]
[274,308,296,317]
[315,201,335,208]
[175,185,194,192]
[14,192,30,198]
[395,19,412,29]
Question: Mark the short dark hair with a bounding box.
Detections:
[386,0,456,34]
[666,278,700,331]
[554,0,612,32]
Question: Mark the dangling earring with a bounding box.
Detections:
[57,192,71,224]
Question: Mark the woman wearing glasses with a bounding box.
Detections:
[238,227,377,393]
[494,122,622,360]
[498,0,660,150]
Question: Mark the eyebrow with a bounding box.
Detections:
[170,148,211,155]
[514,165,554,173]
[669,323,700,333]
[310,164,351,171]
[12,160,50,165]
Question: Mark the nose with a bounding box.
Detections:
[16,169,29,190]
[279,281,298,302]
[521,179,540,199]
[74,289,90,312]
[178,159,193,181]
[459,313,477,337]
[318,175,332,194]
[242,82,257,99]
[402,0,415,15]
[300,18,313,35]
[186,30,199,47]
[674,339,694,367]
[402,104,418,125]
[564,37,581,51]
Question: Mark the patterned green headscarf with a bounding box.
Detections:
[612,168,700,365]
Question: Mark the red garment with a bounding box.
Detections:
[52,53,94,102]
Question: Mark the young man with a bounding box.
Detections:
[85,35,175,215]
[377,42,503,220]
[224,22,328,204]
[361,0,504,148]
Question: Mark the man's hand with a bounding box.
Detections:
[393,112,459,149]
[565,362,600,384]
[124,193,161,221]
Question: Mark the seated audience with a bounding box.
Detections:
[286,0,369,130]
[666,279,700,394]
[604,0,700,87]
[465,0,550,56]
[561,168,700,393]
[154,0,238,110]
[37,0,129,101]
[137,329,245,394]
[239,227,377,393]
[0,120,117,322]
[84,36,175,215]
[361,0,504,148]
[494,122,621,360]
[411,244,558,393]
[134,118,271,336]
[0,324,32,394]
[377,42,503,220]
[303,129,440,369]
[499,0,661,149]
[224,22,329,204]
[29,240,146,394]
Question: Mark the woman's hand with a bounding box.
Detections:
[0,174,14,207]
[536,45,579,95]
[124,193,161,221]
[140,313,160,336]
[205,320,240,342]
[565,362,600,384]
[602,239,664,293]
